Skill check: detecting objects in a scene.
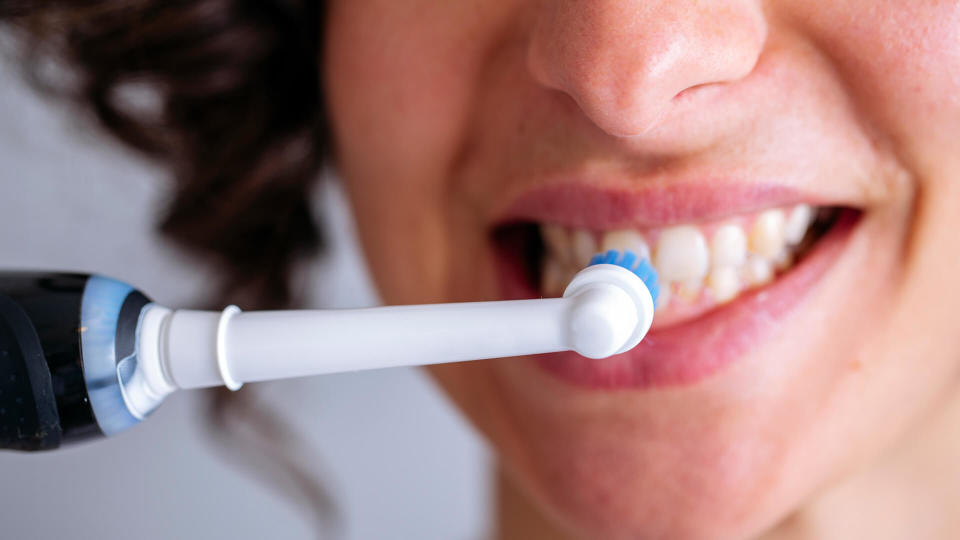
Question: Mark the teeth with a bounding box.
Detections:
[654,226,709,283]
[749,209,787,258]
[772,248,793,271]
[541,224,571,264]
[710,224,747,267]
[677,279,703,301]
[571,229,597,268]
[655,284,672,311]
[707,266,741,303]
[537,204,826,310]
[541,257,567,297]
[744,255,774,287]
[785,204,813,245]
[601,229,651,261]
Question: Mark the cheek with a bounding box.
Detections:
[325,1,466,133]
[809,1,960,361]
[793,1,960,159]
[793,0,960,361]
[323,0,511,302]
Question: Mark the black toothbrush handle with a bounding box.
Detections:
[0,292,63,450]
[0,273,152,451]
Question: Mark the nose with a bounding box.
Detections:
[527,1,767,137]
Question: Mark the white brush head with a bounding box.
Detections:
[563,264,656,358]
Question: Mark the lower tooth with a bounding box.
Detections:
[542,258,566,297]
[773,248,794,271]
[656,284,672,311]
[744,255,774,286]
[677,279,702,301]
[708,266,741,303]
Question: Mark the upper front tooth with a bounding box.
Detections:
[571,229,597,267]
[601,229,651,261]
[654,226,709,282]
[711,224,747,268]
[541,224,571,263]
[785,204,813,245]
[749,209,786,257]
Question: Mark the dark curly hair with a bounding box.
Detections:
[2,0,327,308]
[2,1,338,533]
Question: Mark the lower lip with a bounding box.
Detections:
[495,212,860,389]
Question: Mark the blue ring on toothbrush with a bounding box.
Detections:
[588,249,661,306]
[79,275,142,436]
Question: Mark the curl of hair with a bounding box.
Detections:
[2,0,327,308]
[2,1,338,533]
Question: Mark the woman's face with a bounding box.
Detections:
[325,1,960,537]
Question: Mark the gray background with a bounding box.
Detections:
[0,37,490,540]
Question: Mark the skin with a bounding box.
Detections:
[323,1,960,538]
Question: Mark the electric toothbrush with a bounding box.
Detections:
[0,250,658,451]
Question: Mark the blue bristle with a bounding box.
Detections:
[633,261,649,281]
[587,249,661,306]
[635,259,657,284]
[648,284,661,306]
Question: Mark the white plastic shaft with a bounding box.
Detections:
[129,264,654,415]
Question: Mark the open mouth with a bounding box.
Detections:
[495,204,848,328]
[492,189,861,389]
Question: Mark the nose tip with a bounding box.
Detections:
[527,1,767,137]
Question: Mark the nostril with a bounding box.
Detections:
[529,51,682,137]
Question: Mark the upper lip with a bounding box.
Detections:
[496,179,836,230]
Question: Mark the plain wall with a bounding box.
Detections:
[0,40,490,540]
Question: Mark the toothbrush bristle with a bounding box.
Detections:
[587,249,661,306]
